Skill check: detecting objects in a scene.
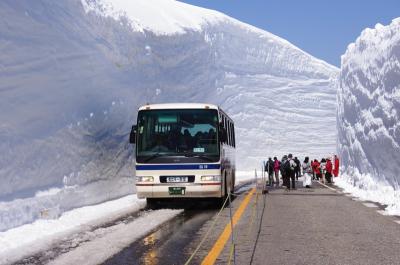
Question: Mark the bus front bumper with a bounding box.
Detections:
[136,183,222,199]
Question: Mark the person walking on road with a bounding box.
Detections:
[333,155,340,179]
[325,158,333,184]
[311,159,316,180]
[320,158,327,184]
[281,155,290,190]
[273,157,280,187]
[287,154,297,190]
[265,157,274,186]
[294,157,301,180]
[302,157,312,188]
[313,159,321,181]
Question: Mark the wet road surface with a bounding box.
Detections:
[103,181,255,265]
[103,209,216,265]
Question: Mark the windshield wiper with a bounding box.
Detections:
[142,153,164,163]
[183,152,214,162]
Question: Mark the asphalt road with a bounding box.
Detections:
[15,180,400,265]
[101,181,256,265]
[102,208,216,265]
[215,181,400,265]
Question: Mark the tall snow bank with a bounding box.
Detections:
[0,0,337,231]
[81,0,227,35]
[337,18,400,215]
[82,0,337,79]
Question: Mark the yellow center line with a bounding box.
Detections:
[201,187,256,265]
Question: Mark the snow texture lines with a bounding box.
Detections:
[337,18,400,216]
[0,0,337,232]
[362,202,379,208]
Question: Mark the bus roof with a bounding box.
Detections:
[138,103,219,111]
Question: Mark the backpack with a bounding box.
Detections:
[295,159,300,169]
[283,160,291,176]
[280,161,285,172]
[265,161,271,172]
[268,161,274,172]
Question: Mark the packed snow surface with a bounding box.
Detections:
[48,209,182,265]
[337,18,400,215]
[0,195,148,264]
[0,0,338,231]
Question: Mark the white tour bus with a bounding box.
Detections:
[129,103,236,205]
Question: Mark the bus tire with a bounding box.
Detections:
[230,171,235,194]
[223,173,231,207]
[217,174,227,208]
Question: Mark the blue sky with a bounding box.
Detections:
[179,0,399,67]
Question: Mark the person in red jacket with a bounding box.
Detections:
[333,155,340,178]
[273,157,281,187]
[326,158,333,183]
[311,160,316,180]
[312,159,321,180]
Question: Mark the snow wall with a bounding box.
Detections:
[337,18,400,215]
[0,0,338,231]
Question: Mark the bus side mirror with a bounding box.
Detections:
[129,125,137,144]
[219,124,227,143]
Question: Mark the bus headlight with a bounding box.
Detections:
[136,176,154,182]
[201,175,221,182]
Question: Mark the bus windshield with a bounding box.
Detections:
[136,109,219,163]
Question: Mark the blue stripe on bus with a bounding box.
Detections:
[136,164,221,170]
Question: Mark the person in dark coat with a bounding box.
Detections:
[280,155,289,189]
[294,157,301,180]
[265,157,274,186]
[325,158,333,183]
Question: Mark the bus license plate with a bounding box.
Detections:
[169,187,186,195]
[166,176,188,183]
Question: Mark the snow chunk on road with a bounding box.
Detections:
[48,209,182,265]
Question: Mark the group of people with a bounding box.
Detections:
[264,154,340,190]
[310,156,340,184]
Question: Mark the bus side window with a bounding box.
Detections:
[232,123,236,147]
[220,114,225,144]
[228,121,232,147]
[226,119,231,145]
[222,116,226,144]
[225,117,230,146]
[229,122,233,147]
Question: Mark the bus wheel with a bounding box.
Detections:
[221,173,232,206]
[231,172,235,195]
[227,177,233,206]
[219,174,229,208]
